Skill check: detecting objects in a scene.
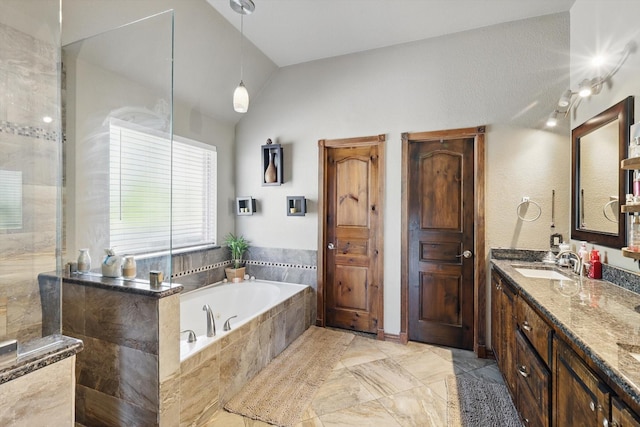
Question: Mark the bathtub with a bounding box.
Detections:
[179,279,308,361]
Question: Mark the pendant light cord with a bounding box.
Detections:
[240,14,244,81]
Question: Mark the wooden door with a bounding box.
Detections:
[318,135,384,336]
[406,134,474,349]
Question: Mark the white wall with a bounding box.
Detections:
[235,13,571,335]
[570,0,640,270]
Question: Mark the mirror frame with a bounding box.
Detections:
[571,96,633,248]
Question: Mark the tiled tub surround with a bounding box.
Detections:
[171,246,317,292]
[179,283,314,425]
[491,257,640,410]
[62,276,183,426]
[179,280,309,360]
[61,271,314,426]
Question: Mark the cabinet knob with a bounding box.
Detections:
[603,418,609,427]
[521,321,532,332]
[517,364,530,378]
[590,401,596,411]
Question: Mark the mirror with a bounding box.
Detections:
[571,96,633,248]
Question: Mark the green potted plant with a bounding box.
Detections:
[224,232,250,281]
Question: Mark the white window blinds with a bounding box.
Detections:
[109,119,217,254]
[0,170,22,230]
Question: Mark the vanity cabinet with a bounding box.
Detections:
[612,397,640,427]
[553,335,612,427]
[491,269,517,397]
[515,330,550,427]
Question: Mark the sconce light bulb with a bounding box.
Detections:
[578,79,593,97]
[546,111,558,127]
[558,90,572,108]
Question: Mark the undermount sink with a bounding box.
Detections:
[514,267,572,281]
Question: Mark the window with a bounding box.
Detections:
[0,170,22,230]
[109,118,217,254]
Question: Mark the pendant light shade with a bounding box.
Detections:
[231,0,254,113]
[233,81,249,113]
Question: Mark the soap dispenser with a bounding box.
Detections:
[588,250,602,279]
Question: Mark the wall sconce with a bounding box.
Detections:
[546,41,635,127]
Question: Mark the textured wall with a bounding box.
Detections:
[234,14,571,334]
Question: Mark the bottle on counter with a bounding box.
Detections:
[122,256,137,279]
[77,249,91,273]
[588,250,602,279]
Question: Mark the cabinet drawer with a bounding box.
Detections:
[515,330,550,427]
[517,298,551,366]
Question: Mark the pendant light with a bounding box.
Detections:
[231,0,255,113]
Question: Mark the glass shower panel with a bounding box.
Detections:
[62,11,174,285]
[0,0,62,342]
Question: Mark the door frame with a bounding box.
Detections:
[400,126,487,356]
[317,134,386,339]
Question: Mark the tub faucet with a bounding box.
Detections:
[556,250,582,276]
[181,329,197,343]
[202,304,216,337]
[223,315,238,331]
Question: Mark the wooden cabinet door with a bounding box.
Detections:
[515,331,551,427]
[553,336,611,427]
[501,278,517,397]
[407,136,475,349]
[612,397,640,427]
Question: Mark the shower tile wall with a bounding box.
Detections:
[0,21,61,341]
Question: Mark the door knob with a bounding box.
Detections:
[456,250,473,259]
[327,243,335,250]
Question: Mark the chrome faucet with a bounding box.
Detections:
[223,315,238,331]
[181,329,197,343]
[556,250,582,275]
[202,304,216,337]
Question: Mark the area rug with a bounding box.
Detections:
[224,326,354,426]
[446,375,522,427]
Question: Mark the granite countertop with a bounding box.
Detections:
[0,334,83,385]
[40,271,183,297]
[492,259,640,408]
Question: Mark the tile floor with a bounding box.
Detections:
[206,332,505,427]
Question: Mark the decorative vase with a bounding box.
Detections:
[122,256,137,279]
[77,249,91,273]
[264,151,277,183]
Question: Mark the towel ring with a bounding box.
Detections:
[603,199,619,223]
[516,198,542,222]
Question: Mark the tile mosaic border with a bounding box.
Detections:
[0,120,59,142]
[171,259,317,279]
